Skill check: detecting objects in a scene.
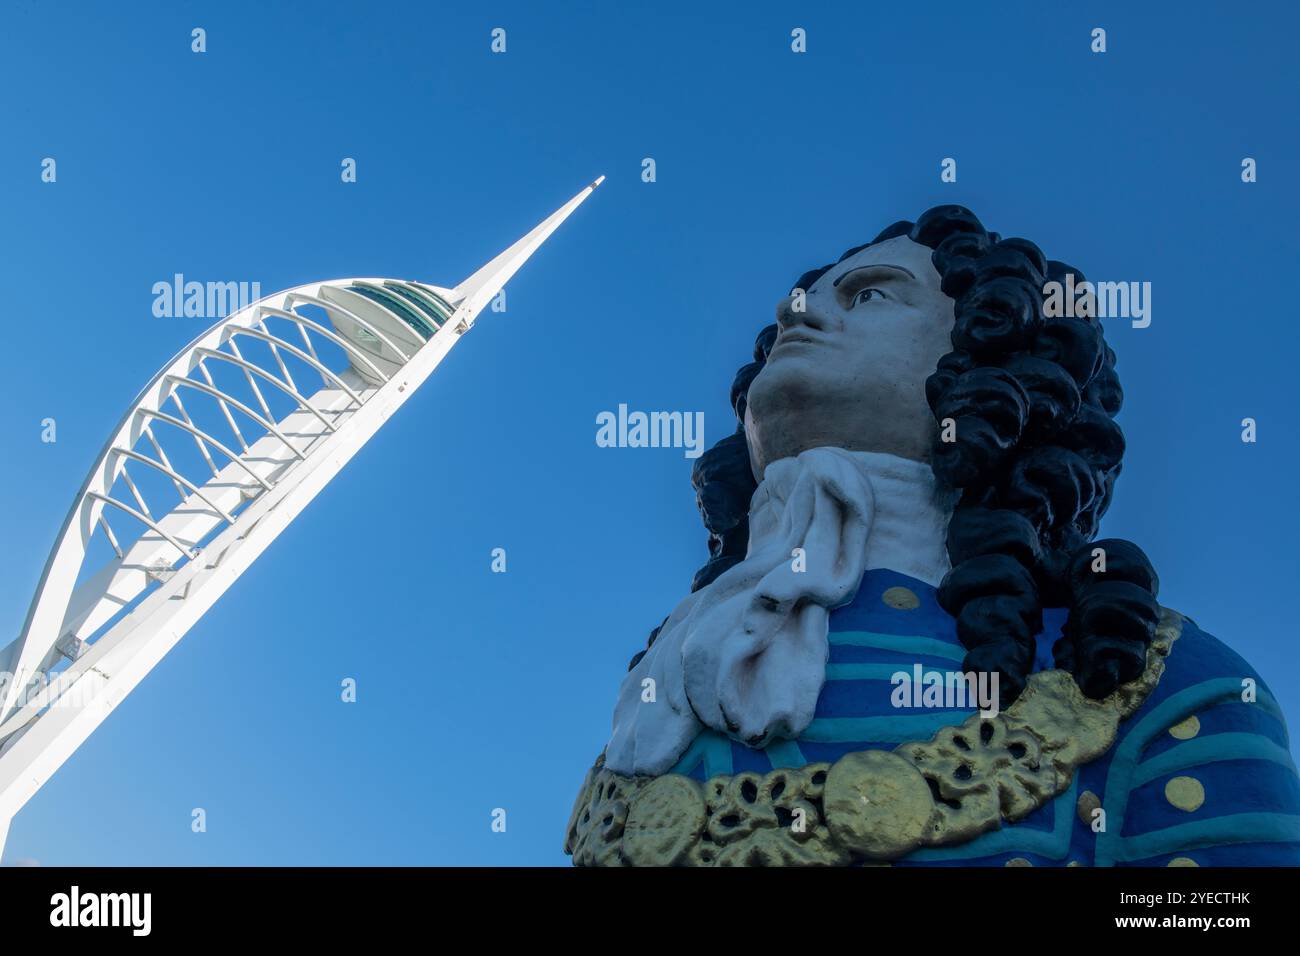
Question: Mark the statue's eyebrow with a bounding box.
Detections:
[831,263,916,287]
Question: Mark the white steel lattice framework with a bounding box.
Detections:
[0,178,603,857]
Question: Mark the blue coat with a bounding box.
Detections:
[666,568,1300,866]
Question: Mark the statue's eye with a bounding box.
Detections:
[853,287,885,306]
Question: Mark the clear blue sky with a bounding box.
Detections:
[1,1,1296,865]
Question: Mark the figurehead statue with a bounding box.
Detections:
[565,206,1300,867]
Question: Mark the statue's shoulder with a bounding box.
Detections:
[1148,610,1290,727]
[1097,608,1300,866]
[1118,608,1295,760]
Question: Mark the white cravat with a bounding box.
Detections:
[604,447,955,776]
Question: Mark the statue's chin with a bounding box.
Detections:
[744,369,832,477]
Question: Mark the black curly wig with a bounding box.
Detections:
[628,205,1161,708]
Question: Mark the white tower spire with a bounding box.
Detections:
[453,175,605,320]
[0,178,602,860]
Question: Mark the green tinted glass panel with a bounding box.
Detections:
[347,284,436,339]
[381,282,450,326]
[408,282,457,318]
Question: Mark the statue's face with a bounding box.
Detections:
[744,236,954,479]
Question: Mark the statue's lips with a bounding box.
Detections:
[771,331,823,352]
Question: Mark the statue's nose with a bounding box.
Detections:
[775,293,830,334]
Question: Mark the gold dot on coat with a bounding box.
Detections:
[1005,857,1033,867]
[1168,716,1201,740]
[1168,857,1199,867]
[1076,790,1101,825]
[882,586,920,610]
[1165,776,1205,812]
